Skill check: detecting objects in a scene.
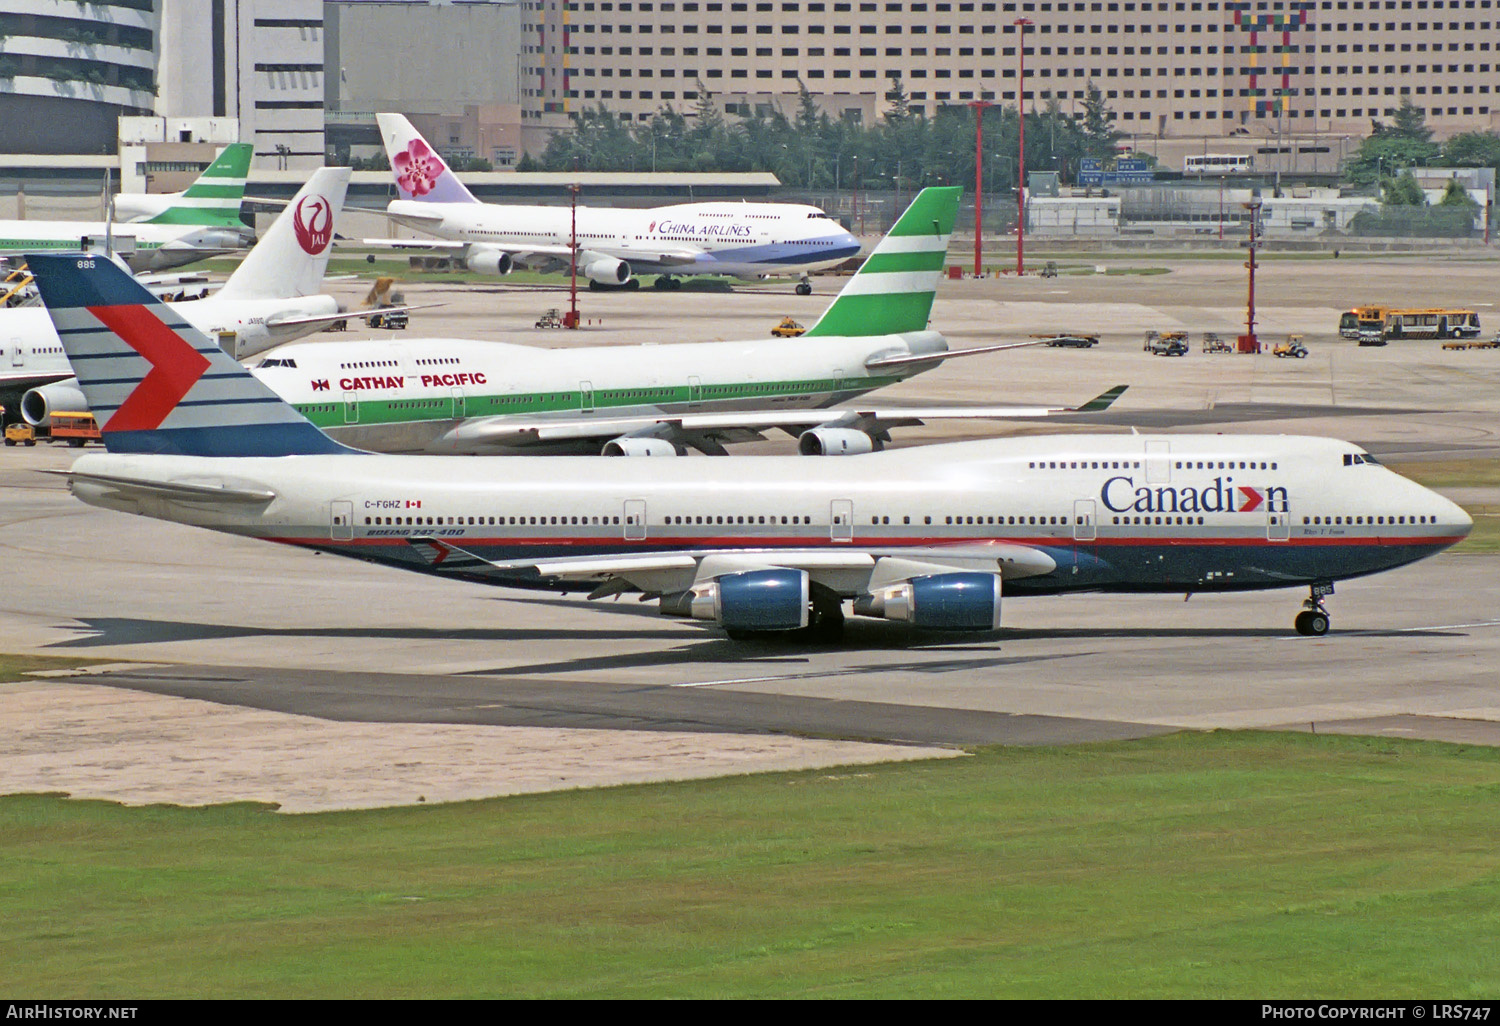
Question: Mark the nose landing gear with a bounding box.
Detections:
[1294,582,1334,636]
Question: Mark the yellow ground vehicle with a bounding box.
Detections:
[1273,335,1309,358]
[47,411,101,447]
[1339,306,1389,339]
[771,317,806,337]
[4,422,36,446]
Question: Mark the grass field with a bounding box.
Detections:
[4,731,1499,998]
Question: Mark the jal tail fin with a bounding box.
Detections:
[801,186,960,338]
[139,142,253,229]
[216,167,350,301]
[26,253,357,458]
[376,113,479,204]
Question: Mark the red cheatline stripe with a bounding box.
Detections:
[86,305,211,432]
[262,534,1467,549]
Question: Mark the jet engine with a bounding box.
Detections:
[580,254,631,285]
[21,380,86,427]
[463,248,514,276]
[601,436,683,456]
[661,568,810,631]
[853,572,1002,631]
[798,427,875,456]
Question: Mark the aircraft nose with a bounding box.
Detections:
[1425,487,1472,542]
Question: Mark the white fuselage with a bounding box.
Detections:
[3,294,341,408]
[67,434,1471,601]
[0,220,248,273]
[388,200,861,278]
[252,331,943,452]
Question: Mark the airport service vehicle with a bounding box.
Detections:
[367,114,860,294]
[1381,309,1482,341]
[1038,333,1098,349]
[771,317,807,338]
[1273,336,1309,359]
[46,412,99,447]
[31,254,1472,640]
[1340,306,1483,341]
[253,189,1125,456]
[1145,331,1189,357]
[3,422,34,446]
[1202,333,1234,354]
[15,169,412,427]
[0,145,253,273]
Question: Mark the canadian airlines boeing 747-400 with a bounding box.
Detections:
[30,254,1471,640]
[367,113,860,293]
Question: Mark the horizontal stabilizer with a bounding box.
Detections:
[47,469,276,504]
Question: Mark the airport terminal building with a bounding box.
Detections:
[522,0,1499,148]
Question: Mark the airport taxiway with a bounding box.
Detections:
[2,255,1498,809]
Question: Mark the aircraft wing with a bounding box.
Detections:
[404,540,1057,597]
[45,469,277,505]
[440,385,1129,452]
[264,302,441,331]
[863,339,1049,369]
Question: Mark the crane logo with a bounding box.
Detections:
[292,195,333,256]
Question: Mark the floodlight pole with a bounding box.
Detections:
[1244,191,1263,353]
[969,99,991,276]
[567,183,580,329]
[1014,17,1033,276]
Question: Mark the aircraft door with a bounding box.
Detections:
[9,338,21,367]
[688,376,703,407]
[624,499,647,540]
[1072,499,1097,541]
[830,499,854,542]
[832,368,845,398]
[580,380,594,412]
[451,387,465,419]
[330,501,353,541]
[342,391,360,423]
[1266,493,1290,542]
[1146,441,1171,484]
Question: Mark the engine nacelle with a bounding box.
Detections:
[21,380,87,427]
[601,436,683,456]
[798,427,875,456]
[663,569,810,631]
[464,248,514,276]
[853,572,1002,631]
[581,254,631,285]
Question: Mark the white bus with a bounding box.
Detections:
[1185,154,1254,175]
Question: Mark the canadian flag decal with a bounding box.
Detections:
[1238,487,1264,513]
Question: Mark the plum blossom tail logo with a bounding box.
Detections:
[393,138,446,199]
[292,195,332,255]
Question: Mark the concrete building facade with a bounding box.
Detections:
[522,0,1499,155]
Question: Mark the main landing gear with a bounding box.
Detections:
[652,275,683,290]
[1294,582,1334,636]
[796,276,813,296]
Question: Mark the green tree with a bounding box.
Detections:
[1438,176,1479,210]
[1442,131,1500,173]
[1373,95,1434,143]
[1345,135,1440,187]
[1381,169,1427,206]
[1078,81,1123,158]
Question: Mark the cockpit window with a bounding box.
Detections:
[259,357,297,369]
[1343,453,1379,466]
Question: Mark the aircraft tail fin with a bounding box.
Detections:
[216,167,350,301]
[139,142,253,229]
[376,113,479,204]
[801,186,960,338]
[26,253,356,457]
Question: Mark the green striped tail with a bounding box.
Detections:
[142,142,252,228]
[802,186,960,338]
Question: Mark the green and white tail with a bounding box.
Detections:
[801,186,960,338]
[134,142,253,229]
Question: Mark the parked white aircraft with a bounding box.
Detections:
[254,188,1122,455]
[369,113,860,293]
[29,253,1472,639]
[10,168,414,426]
[0,144,254,273]
[111,142,253,225]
